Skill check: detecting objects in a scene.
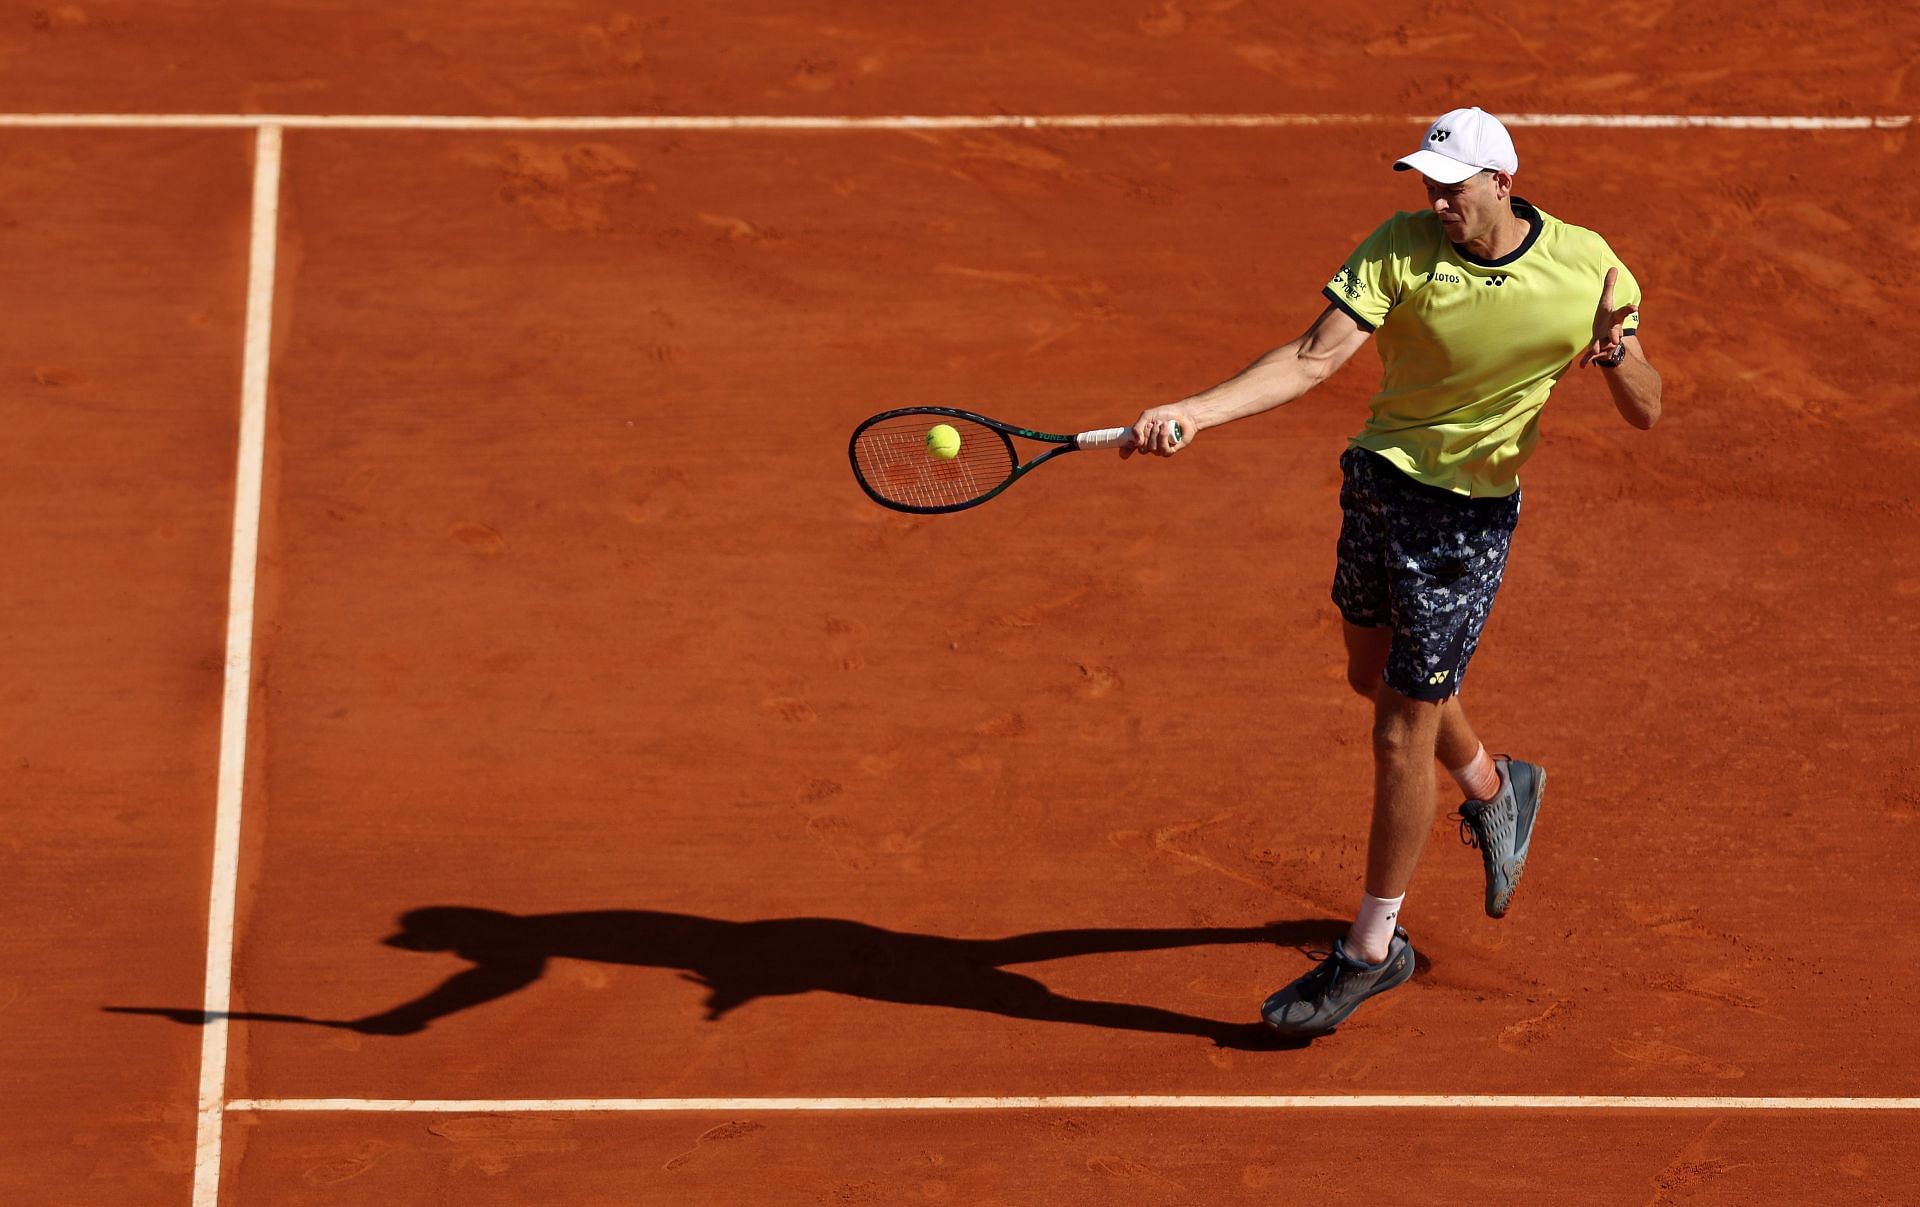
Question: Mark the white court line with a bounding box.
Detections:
[0,111,1905,131]
[228,1095,1920,1113]
[192,123,282,1207]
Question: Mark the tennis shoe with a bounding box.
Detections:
[1260,929,1415,1038]
[1455,756,1545,918]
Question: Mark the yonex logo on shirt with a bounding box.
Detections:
[1485,274,1509,287]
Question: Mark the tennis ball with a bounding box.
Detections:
[926,423,962,460]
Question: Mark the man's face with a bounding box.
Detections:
[1422,170,1507,243]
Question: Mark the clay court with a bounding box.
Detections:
[4,2,1918,1203]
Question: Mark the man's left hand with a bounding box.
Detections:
[1579,266,1638,367]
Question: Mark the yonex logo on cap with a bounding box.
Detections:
[1393,106,1519,184]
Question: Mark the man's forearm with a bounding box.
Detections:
[1602,356,1662,429]
[1181,342,1328,431]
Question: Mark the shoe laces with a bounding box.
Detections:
[1297,948,1349,996]
[1453,798,1513,851]
[1452,806,1482,849]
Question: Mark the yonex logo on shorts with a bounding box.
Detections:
[1428,670,1451,686]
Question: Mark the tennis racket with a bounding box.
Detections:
[848,406,1178,515]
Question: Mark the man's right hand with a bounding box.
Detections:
[1123,406,1197,458]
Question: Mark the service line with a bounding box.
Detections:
[0,112,1906,131]
[192,123,283,1207]
[228,1094,1920,1113]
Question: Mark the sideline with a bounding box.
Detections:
[192,123,282,1207]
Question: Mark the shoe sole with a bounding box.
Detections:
[1261,944,1417,1038]
[1488,764,1545,919]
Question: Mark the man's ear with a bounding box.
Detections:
[1490,170,1515,199]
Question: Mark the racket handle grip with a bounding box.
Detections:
[1074,422,1181,451]
[1075,427,1132,450]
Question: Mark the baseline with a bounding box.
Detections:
[0,112,1907,131]
[229,1095,1920,1113]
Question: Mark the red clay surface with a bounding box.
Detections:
[0,131,250,1204]
[220,1109,1916,1205]
[0,0,1912,119]
[11,7,1920,1206]
[226,124,1920,1100]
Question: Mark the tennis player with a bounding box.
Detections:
[1126,107,1662,1038]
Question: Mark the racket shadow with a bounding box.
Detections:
[105,907,1350,1051]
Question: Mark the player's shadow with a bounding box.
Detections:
[108,907,1346,1051]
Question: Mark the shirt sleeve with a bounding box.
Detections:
[1613,258,1643,337]
[1323,216,1405,332]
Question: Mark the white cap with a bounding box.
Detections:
[1393,107,1518,183]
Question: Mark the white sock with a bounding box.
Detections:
[1346,892,1405,965]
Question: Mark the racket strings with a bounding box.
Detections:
[852,416,1016,510]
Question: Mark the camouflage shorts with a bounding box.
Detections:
[1332,447,1521,701]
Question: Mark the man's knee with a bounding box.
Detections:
[1371,691,1442,760]
[1371,716,1424,759]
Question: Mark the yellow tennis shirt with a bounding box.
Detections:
[1323,198,1641,498]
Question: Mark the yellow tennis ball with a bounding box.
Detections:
[926,423,962,460]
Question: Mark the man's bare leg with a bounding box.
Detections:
[1260,625,1437,1032]
[1366,686,1445,904]
[1435,696,1484,773]
[1344,621,1488,788]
